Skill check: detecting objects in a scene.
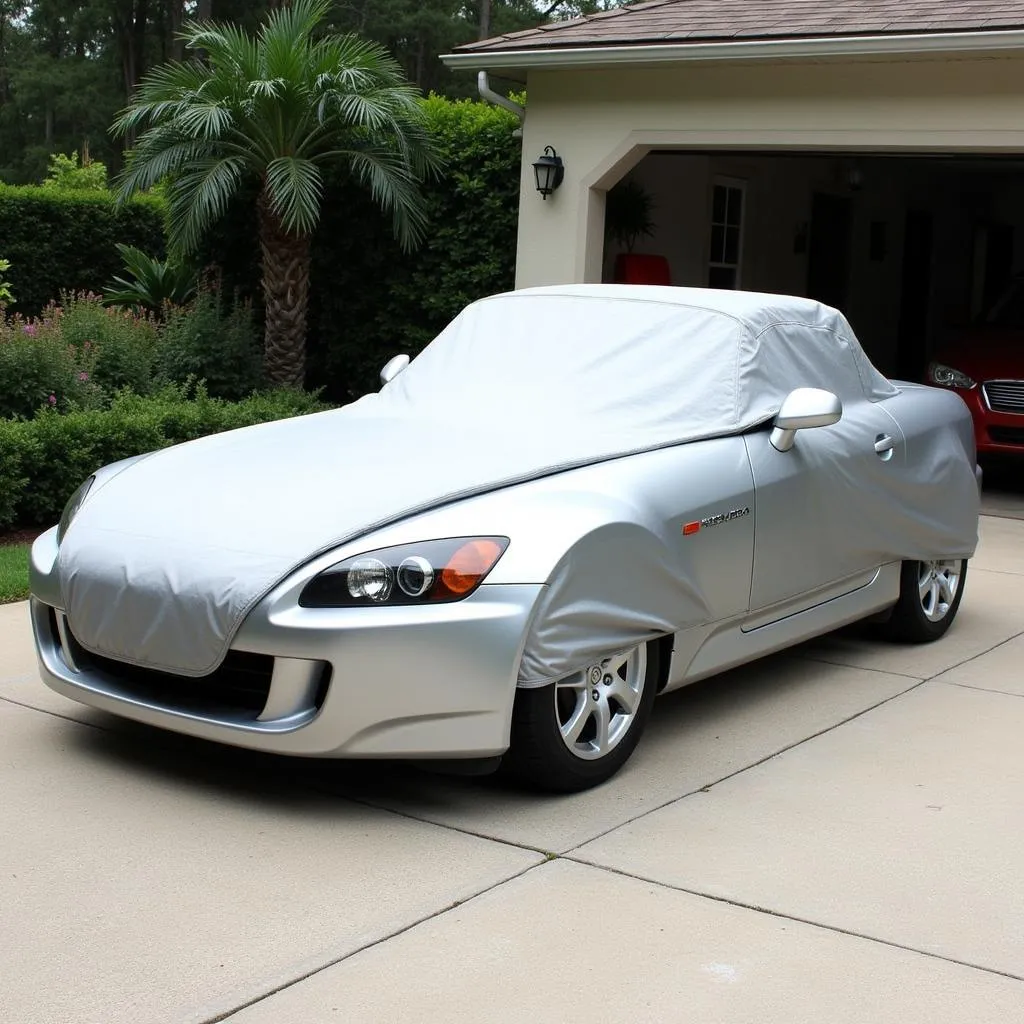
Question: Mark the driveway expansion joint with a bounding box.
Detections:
[561,857,1024,986]
[199,858,548,1024]
[939,679,1024,701]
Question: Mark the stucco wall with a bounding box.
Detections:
[514,54,1024,291]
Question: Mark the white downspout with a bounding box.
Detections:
[477,71,525,122]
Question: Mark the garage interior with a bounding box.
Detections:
[603,152,1024,383]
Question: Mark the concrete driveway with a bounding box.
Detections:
[2,516,1023,1023]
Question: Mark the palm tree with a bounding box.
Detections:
[112,0,438,386]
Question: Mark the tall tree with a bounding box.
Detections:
[113,0,438,385]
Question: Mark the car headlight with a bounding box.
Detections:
[928,363,976,389]
[57,476,95,544]
[299,537,509,608]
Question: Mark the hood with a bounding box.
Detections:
[57,405,518,676]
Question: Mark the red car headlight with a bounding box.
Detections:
[928,362,976,389]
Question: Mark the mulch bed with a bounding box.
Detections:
[0,528,43,547]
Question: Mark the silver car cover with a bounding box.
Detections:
[57,285,975,678]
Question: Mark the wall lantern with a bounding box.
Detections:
[532,146,565,200]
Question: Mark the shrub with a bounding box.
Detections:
[40,152,108,192]
[103,244,198,316]
[0,307,103,419]
[55,292,160,396]
[0,185,165,316]
[0,385,329,528]
[0,294,160,418]
[155,284,263,399]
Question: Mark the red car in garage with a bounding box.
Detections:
[929,279,1024,455]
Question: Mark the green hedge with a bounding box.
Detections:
[0,388,328,529]
[204,96,522,401]
[0,185,166,316]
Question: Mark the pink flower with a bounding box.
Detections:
[47,394,57,405]
[23,323,37,336]
[78,371,89,382]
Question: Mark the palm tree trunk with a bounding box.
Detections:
[258,190,310,387]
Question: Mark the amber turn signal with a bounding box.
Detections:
[439,539,507,597]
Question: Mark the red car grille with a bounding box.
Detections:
[983,380,1024,414]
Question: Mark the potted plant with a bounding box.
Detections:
[605,180,670,285]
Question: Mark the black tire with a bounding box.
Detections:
[502,641,660,793]
[879,559,968,644]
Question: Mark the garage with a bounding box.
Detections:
[444,0,1024,474]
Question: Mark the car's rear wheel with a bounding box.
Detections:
[880,558,967,643]
[503,641,659,793]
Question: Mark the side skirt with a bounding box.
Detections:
[661,562,902,693]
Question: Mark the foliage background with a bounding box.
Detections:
[0,0,607,185]
[0,185,165,314]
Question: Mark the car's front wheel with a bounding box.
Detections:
[503,641,659,793]
[880,558,968,643]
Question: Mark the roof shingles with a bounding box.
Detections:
[458,0,1024,53]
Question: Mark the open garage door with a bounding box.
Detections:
[603,151,1024,499]
[603,152,1024,384]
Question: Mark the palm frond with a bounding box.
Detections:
[115,136,216,199]
[343,146,430,252]
[264,157,323,236]
[165,155,247,254]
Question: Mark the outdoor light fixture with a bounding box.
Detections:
[532,146,564,199]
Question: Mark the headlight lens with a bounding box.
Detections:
[928,363,976,389]
[299,537,509,608]
[57,476,95,543]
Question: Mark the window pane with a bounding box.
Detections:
[724,225,741,264]
[709,266,737,289]
[726,188,743,226]
[710,225,726,263]
[712,185,727,224]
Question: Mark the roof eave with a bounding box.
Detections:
[440,28,1024,72]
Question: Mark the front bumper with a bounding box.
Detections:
[955,383,1024,455]
[30,528,543,759]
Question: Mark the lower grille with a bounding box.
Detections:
[984,380,1024,414]
[987,426,1024,446]
[85,647,278,715]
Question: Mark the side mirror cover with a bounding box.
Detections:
[770,387,843,452]
[379,354,410,387]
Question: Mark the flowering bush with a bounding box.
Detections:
[54,292,160,394]
[0,305,104,419]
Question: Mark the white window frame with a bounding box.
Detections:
[708,177,746,290]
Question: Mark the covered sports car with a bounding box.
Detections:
[30,285,980,791]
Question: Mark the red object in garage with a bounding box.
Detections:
[929,276,1024,456]
[614,253,671,286]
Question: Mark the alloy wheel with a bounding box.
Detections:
[554,645,648,761]
[917,559,962,623]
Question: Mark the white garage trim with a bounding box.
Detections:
[442,29,1024,72]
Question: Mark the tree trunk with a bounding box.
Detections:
[479,0,491,40]
[258,189,310,387]
[170,0,185,62]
